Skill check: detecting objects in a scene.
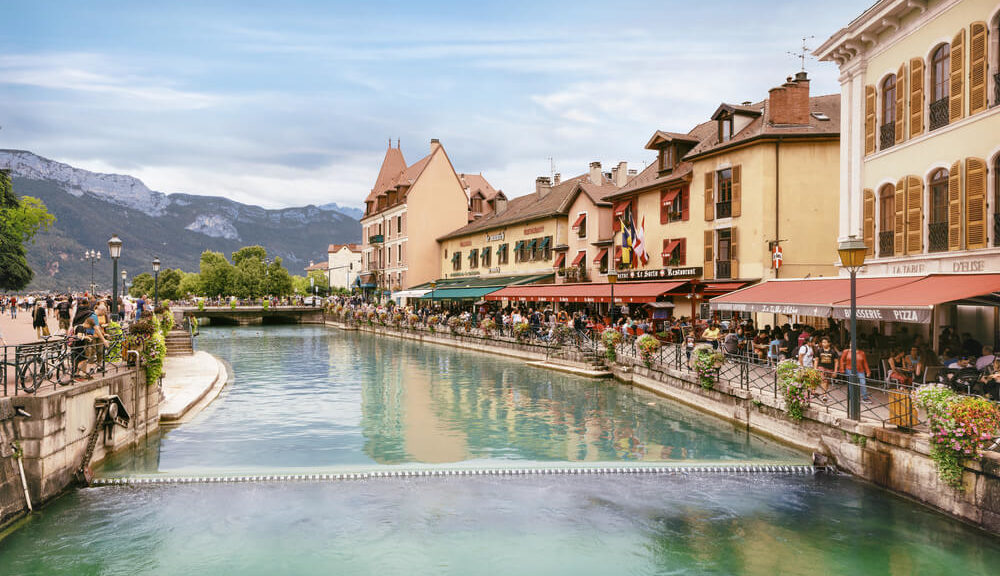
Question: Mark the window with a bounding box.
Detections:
[881,75,896,150]
[573,212,587,238]
[469,248,479,268]
[452,251,462,271]
[718,115,734,142]
[659,146,674,171]
[542,236,552,261]
[929,168,949,252]
[397,216,402,234]
[498,243,509,265]
[482,247,491,267]
[716,169,733,218]
[879,184,895,257]
[717,229,732,279]
[995,156,1000,246]
[930,44,951,130]
[662,238,685,266]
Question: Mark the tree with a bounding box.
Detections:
[307,270,330,296]
[264,257,293,296]
[291,275,311,295]
[231,245,267,266]
[129,273,155,297]
[0,171,55,290]
[178,271,203,297]
[157,268,183,301]
[199,251,234,297]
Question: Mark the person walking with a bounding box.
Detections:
[839,342,873,404]
[814,336,839,403]
[32,302,49,339]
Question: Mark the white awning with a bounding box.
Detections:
[392,289,431,299]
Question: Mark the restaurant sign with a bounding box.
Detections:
[447,271,481,278]
[485,231,505,242]
[617,266,703,281]
[831,306,932,324]
[711,302,832,317]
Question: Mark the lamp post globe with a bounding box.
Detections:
[838,234,868,421]
[152,257,161,309]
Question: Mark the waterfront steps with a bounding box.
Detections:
[164,329,193,357]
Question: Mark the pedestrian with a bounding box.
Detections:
[33,302,50,339]
[814,336,839,403]
[839,342,872,404]
[56,296,72,334]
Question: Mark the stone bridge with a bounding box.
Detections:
[173,306,325,326]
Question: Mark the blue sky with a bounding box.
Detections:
[0,0,874,209]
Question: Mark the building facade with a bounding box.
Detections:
[327,243,362,289]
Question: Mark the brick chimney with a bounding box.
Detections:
[768,72,810,125]
[553,173,561,185]
[589,161,602,185]
[613,161,629,187]
[430,138,441,153]
[536,176,552,198]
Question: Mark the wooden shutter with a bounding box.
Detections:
[703,230,714,280]
[910,58,924,137]
[905,176,923,254]
[865,85,876,155]
[731,165,742,217]
[894,178,906,256]
[969,22,988,115]
[681,186,690,220]
[704,172,714,221]
[660,190,669,224]
[966,157,988,249]
[895,64,906,143]
[950,28,965,123]
[662,238,670,266]
[679,238,687,266]
[729,226,739,279]
[948,160,962,251]
[863,189,875,256]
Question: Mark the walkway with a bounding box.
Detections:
[159,351,229,423]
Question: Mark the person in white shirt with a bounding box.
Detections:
[797,335,815,368]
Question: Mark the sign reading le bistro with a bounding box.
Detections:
[617,267,703,281]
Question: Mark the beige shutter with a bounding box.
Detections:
[969,22,988,115]
[731,165,742,217]
[894,179,906,256]
[906,176,923,254]
[966,157,988,249]
[865,85,876,155]
[950,28,965,123]
[703,230,714,280]
[895,64,906,143]
[729,226,739,279]
[909,58,924,137]
[863,189,875,256]
[948,160,962,251]
[704,172,714,221]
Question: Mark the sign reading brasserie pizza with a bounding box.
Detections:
[616,267,703,281]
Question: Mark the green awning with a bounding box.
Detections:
[451,252,461,262]
[420,286,502,300]
[513,240,525,251]
[525,239,537,250]
[538,237,550,249]
[497,244,506,255]
[410,273,554,292]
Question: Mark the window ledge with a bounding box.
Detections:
[865,104,1000,162]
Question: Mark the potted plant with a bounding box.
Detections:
[692,344,723,389]
[601,328,622,362]
[636,334,661,368]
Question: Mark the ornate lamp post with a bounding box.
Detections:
[83,250,101,293]
[107,235,122,319]
[152,257,161,309]
[310,276,316,307]
[607,269,618,327]
[429,281,437,311]
[838,235,867,421]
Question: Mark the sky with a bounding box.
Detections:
[0,0,875,210]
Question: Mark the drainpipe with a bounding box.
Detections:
[16,446,32,512]
[775,138,782,279]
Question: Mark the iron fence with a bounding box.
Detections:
[929,97,949,131]
[879,122,895,151]
[879,230,894,258]
[928,221,948,252]
[1,329,138,396]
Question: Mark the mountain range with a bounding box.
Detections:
[0,150,361,292]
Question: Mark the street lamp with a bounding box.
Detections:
[607,269,618,327]
[310,275,316,307]
[107,235,122,319]
[838,235,867,421]
[152,257,161,309]
[83,250,101,294]
[429,281,437,310]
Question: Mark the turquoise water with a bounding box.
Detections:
[2,325,999,575]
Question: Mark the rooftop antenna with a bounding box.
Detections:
[547,157,555,181]
[396,138,400,149]
[787,35,815,72]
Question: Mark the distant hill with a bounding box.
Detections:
[0,150,361,292]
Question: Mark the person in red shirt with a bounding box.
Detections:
[839,343,872,404]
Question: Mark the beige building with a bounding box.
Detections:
[327,243,362,289]
[360,139,478,292]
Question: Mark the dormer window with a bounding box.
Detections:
[658,145,675,172]
[719,115,734,142]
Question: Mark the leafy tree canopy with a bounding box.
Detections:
[0,170,55,290]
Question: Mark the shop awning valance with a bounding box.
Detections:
[486,280,687,304]
[420,287,503,300]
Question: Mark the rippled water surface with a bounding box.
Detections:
[2,325,999,575]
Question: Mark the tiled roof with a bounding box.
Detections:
[611,119,717,198]
[305,261,330,271]
[328,243,361,253]
[365,147,407,203]
[460,173,500,201]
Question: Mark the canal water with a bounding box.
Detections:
[1,325,999,575]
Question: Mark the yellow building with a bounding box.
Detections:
[608,73,842,320]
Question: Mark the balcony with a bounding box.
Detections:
[930,97,949,131]
[928,221,948,253]
[878,230,894,258]
[716,260,732,279]
[563,267,590,283]
[715,201,732,219]
[369,234,384,244]
[995,73,1000,108]
[994,213,1000,246]
[880,123,895,151]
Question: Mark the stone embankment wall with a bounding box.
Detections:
[334,320,1000,534]
[0,367,157,531]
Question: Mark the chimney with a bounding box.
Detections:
[627,169,637,177]
[430,138,441,153]
[553,173,561,185]
[768,72,811,125]
[536,176,552,198]
[589,161,602,185]
[614,161,628,187]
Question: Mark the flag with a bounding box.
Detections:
[624,207,641,268]
[634,216,650,266]
[619,217,632,267]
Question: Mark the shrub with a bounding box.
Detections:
[196,300,205,312]
[777,360,820,421]
[447,316,462,334]
[513,322,531,342]
[693,345,723,389]
[407,313,420,328]
[552,325,573,346]
[480,318,497,335]
[913,383,958,416]
[928,396,1000,489]
[636,334,661,367]
[601,328,622,362]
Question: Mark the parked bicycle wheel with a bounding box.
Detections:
[17,356,46,394]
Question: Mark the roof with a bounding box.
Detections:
[644,130,700,150]
[460,173,501,201]
[610,119,717,199]
[365,146,407,203]
[710,103,763,120]
[328,243,361,253]
[305,261,330,271]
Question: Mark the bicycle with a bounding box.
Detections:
[16,337,77,393]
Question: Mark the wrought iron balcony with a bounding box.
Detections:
[368,234,384,244]
[879,123,895,151]
[878,230,894,258]
[929,97,949,131]
[928,221,948,252]
[715,201,732,219]
[994,213,1000,246]
[995,73,1000,108]
[716,260,732,279]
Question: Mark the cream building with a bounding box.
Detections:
[327,243,362,289]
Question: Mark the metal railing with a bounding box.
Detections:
[994,213,1000,247]
[994,72,1000,108]
[878,230,894,257]
[928,221,948,252]
[715,201,732,219]
[716,260,732,279]
[929,97,949,131]
[880,122,895,151]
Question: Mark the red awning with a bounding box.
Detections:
[571,213,587,229]
[614,246,623,259]
[552,252,566,268]
[711,276,917,318]
[661,239,681,257]
[593,247,609,264]
[703,281,750,294]
[486,281,687,304]
[660,189,680,206]
[571,251,587,266]
[613,200,630,217]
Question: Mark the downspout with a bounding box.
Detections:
[775,138,782,279]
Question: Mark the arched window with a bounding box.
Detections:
[878,184,896,257]
[928,168,949,252]
[881,75,896,150]
[930,44,951,130]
